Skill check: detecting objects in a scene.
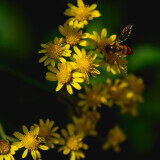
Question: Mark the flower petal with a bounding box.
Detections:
[56,83,64,92]
[101,28,107,38]
[13,132,24,140]
[77,0,84,7]
[22,125,28,134]
[22,149,28,159]
[71,82,81,90]
[89,4,97,10]
[73,46,81,56]
[66,84,73,94]
[39,56,47,63]
[79,40,89,47]
[91,10,101,17]
[31,150,36,160]
[39,145,49,150]
[67,124,74,136]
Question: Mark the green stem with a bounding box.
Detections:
[0,63,53,92]
[0,123,17,142]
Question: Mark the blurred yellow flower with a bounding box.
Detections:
[73,111,101,138]
[71,46,100,84]
[34,119,60,149]
[59,23,90,47]
[124,74,144,102]
[64,0,101,28]
[38,37,72,67]
[102,125,126,152]
[106,78,128,107]
[117,74,144,116]
[119,99,139,116]
[13,126,48,160]
[106,75,144,116]
[78,84,107,110]
[58,124,88,160]
[89,28,116,53]
[0,139,18,160]
[46,60,84,94]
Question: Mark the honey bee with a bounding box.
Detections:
[105,24,133,56]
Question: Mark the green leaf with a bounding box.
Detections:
[128,44,160,72]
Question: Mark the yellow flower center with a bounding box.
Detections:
[0,140,10,155]
[46,42,64,59]
[67,136,82,151]
[57,66,72,84]
[22,132,39,150]
[75,6,91,21]
[103,51,118,65]
[66,32,82,45]
[39,126,50,138]
[76,57,90,73]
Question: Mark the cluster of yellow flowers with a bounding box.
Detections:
[0,0,145,160]
[0,119,88,160]
[38,0,129,95]
[78,74,144,116]
[106,74,144,116]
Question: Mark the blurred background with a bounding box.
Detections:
[0,0,160,159]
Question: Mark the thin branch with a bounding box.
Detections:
[0,122,17,142]
[0,63,53,93]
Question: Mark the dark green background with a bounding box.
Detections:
[0,0,160,159]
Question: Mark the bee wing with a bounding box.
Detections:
[117,24,133,44]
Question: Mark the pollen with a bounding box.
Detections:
[0,140,10,155]
[66,136,82,151]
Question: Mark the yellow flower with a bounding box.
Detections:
[13,125,49,160]
[117,74,144,116]
[46,60,84,94]
[119,99,139,116]
[104,51,127,75]
[0,139,18,160]
[64,0,101,28]
[89,28,117,53]
[102,125,126,152]
[106,78,128,107]
[124,74,144,102]
[71,46,100,84]
[58,124,88,160]
[106,75,144,116]
[78,84,107,110]
[89,28,127,75]
[38,37,72,67]
[59,23,90,47]
[34,119,60,149]
[72,111,101,138]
